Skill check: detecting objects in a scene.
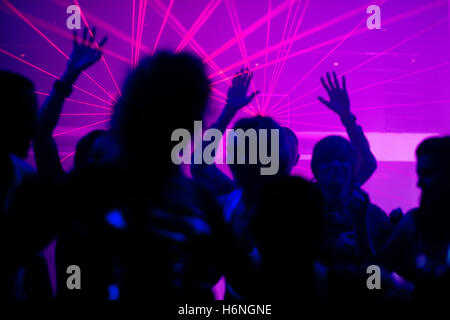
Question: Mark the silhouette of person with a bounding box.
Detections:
[313,72,392,299]
[381,136,450,300]
[250,175,326,299]
[190,69,300,299]
[105,51,226,300]
[0,70,53,299]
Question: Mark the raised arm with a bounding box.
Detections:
[191,69,259,196]
[318,72,377,186]
[34,28,107,180]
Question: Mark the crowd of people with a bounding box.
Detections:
[0,28,449,301]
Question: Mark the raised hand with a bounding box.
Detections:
[318,72,350,117]
[66,27,107,76]
[226,68,259,112]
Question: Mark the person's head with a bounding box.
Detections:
[311,135,356,195]
[229,116,294,190]
[74,129,105,170]
[281,126,299,173]
[416,136,450,209]
[0,71,37,158]
[112,52,210,182]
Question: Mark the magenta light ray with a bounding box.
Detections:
[152,0,175,54]
[208,1,373,78]
[211,0,441,79]
[0,48,113,105]
[176,0,223,53]
[262,0,272,109]
[265,0,298,111]
[53,119,109,137]
[132,0,136,67]
[204,0,293,63]
[3,0,117,103]
[34,91,113,111]
[269,18,448,116]
[60,151,75,163]
[225,0,261,113]
[268,13,369,116]
[265,0,306,113]
[274,61,450,116]
[266,0,309,113]
[74,0,122,96]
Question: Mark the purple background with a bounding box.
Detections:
[1,0,450,298]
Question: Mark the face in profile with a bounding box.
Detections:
[417,154,445,208]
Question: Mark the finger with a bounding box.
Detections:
[245,70,253,89]
[342,75,346,90]
[98,36,108,49]
[326,72,335,90]
[73,30,78,46]
[89,27,96,46]
[320,77,331,94]
[317,96,330,107]
[242,68,249,86]
[232,73,239,86]
[237,68,244,86]
[82,27,88,44]
[333,71,340,89]
[94,51,102,61]
[246,90,260,104]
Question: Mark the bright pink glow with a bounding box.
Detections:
[225,0,261,113]
[275,99,450,118]
[208,1,373,78]
[59,113,112,116]
[151,0,229,84]
[265,0,297,111]
[204,0,293,63]
[262,0,272,109]
[74,0,122,96]
[150,0,259,116]
[176,0,223,53]
[53,119,109,137]
[271,18,448,116]
[152,0,175,54]
[3,0,450,219]
[274,60,450,115]
[211,0,439,80]
[132,0,136,67]
[292,131,438,162]
[135,0,148,66]
[266,0,309,113]
[278,118,343,129]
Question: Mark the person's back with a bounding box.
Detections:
[250,176,325,299]
[109,52,227,299]
[381,136,450,300]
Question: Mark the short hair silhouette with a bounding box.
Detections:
[311,135,356,178]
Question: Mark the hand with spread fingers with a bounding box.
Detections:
[66,27,108,77]
[226,68,259,112]
[318,71,350,118]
